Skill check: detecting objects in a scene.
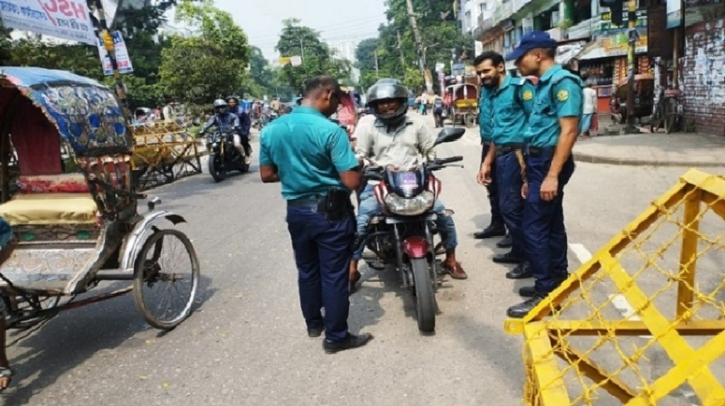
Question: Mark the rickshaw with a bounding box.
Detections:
[444,83,478,128]
[609,73,655,124]
[0,67,200,331]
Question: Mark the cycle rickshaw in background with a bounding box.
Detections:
[444,83,479,128]
[0,67,200,331]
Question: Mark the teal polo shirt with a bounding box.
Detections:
[491,76,535,146]
[524,65,584,147]
[478,87,494,143]
[259,106,359,200]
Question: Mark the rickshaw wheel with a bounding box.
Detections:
[664,98,677,134]
[0,294,61,330]
[464,113,476,128]
[133,229,200,330]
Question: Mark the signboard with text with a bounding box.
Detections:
[0,0,96,45]
[97,31,133,75]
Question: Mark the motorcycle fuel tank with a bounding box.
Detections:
[386,167,426,198]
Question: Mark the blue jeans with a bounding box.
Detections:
[496,151,525,258]
[522,151,575,294]
[286,205,354,342]
[352,185,457,260]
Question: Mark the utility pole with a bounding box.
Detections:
[625,0,637,132]
[300,38,305,60]
[396,30,406,71]
[405,0,433,92]
[92,0,130,119]
[374,50,380,78]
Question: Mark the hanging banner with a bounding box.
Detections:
[0,0,96,45]
[97,31,133,75]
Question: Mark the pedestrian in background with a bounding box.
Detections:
[475,51,535,279]
[504,31,583,318]
[580,79,598,139]
[259,75,373,353]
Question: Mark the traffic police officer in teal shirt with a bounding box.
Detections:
[505,31,583,318]
[474,72,508,242]
[260,76,373,353]
[475,51,536,280]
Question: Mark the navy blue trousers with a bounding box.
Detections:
[286,205,354,342]
[482,142,503,225]
[523,152,575,294]
[496,151,525,258]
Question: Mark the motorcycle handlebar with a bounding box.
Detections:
[435,156,463,165]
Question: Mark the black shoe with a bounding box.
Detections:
[518,286,535,297]
[307,326,323,338]
[492,251,524,264]
[507,295,545,318]
[496,234,513,248]
[506,261,532,279]
[474,223,506,239]
[323,333,373,354]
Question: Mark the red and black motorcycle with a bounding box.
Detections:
[362,127,465,333]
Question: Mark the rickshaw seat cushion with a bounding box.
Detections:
[0,194,98,226]
[18,174,90,194]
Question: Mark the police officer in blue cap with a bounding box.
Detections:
[504,31,583,318]
[260,75,373,353]
[475,51,535,278]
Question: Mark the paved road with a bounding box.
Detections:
[4,122,725,406]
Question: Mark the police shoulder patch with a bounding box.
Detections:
[557,89,569,102]
[522,90,534,101]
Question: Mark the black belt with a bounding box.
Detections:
[495,144,524,156]
[525,146,556,157]
[287,196,325,210]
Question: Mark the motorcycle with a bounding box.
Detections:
[361,127,465,333]
[206,128,250,182]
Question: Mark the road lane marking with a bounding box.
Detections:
[569,243,592,263]
[570,243,650,338]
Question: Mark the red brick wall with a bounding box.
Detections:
[681,18,725,136]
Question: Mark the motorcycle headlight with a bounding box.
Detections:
[384,191,435,216]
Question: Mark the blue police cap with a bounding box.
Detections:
[505,31,558,62]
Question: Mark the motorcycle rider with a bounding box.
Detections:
[350,79,468,291]
[227,96,253,162]
[199,99,249,164]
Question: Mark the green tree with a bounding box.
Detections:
[275,19,350,94]
[158,0,250,105]
[356,0,474,93]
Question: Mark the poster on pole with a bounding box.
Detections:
[666,0,682,28]
[0,0,97,45]
[97,31,133,75]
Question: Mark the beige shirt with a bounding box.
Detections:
[354,114,436,170]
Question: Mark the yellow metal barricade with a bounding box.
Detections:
[506,169,725,406]
[131,121,201,190]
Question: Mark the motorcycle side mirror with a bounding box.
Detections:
[433,127,466,146]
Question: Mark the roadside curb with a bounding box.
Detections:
[573,152,725,168]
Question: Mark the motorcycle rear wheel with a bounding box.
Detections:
[208,153,226,182]
[411,257,436,333]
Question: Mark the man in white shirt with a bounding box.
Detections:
[580,81,598,138]
[350,79,467,289]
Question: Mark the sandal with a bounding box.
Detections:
[0,367,14,392]
[349,272,362,294]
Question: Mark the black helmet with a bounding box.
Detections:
[213,99,228,115]
[366,78,409,123]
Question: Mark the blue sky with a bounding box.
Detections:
[214,0,387,61]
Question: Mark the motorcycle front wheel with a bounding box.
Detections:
[208,153,226,182]
[411,257,436,333]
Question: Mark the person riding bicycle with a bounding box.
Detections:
[199,99,249,164]
[226,96,253,160]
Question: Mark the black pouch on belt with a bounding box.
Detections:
[319,187,351,221]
